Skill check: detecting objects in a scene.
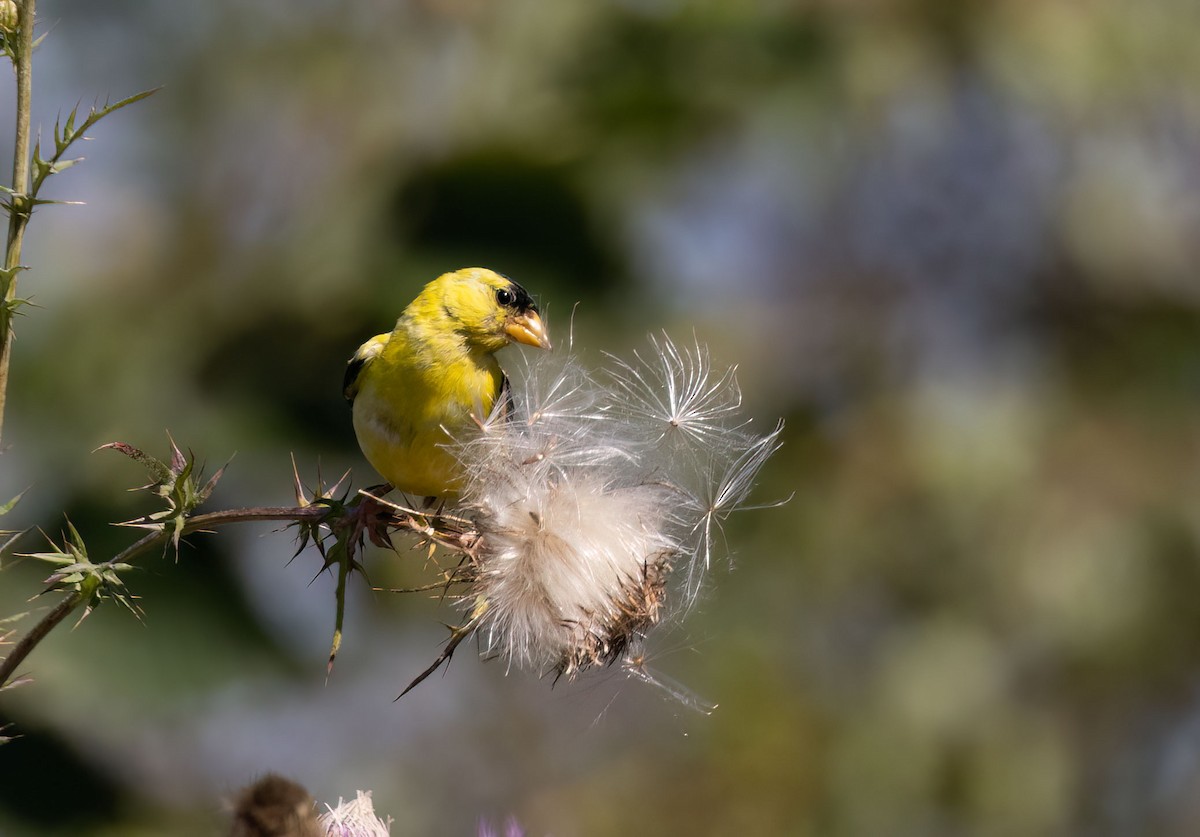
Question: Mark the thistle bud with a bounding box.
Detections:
[0,1,17,35]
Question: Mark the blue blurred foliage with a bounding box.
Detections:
[3,0,1200,834]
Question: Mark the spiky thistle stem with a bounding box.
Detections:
[0,0,36,444]
[0,504,327,689]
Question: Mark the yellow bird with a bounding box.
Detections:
[344,267,551,499]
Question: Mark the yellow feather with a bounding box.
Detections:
[346,267,549,498]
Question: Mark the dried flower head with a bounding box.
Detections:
[391,333,782,705]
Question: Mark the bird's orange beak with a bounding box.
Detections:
[505,310,552,350]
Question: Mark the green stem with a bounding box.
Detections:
[328,546,349,676]
[0,0,36,445]
[0,503,326,688]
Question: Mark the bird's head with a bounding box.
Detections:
[417,267,551,354]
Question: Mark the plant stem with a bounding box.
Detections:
[0,589,82,689]
[0,0,37,445]
[0,503,326,688]
[106,505,328,568]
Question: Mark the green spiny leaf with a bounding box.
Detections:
[1,490,29,557]
[93,88,160,122]
[0,488,26,517]
[63,519,88,556]
[0,532,22,559]
[196,459,230,506]
[70,561,143,629]
[56,104,79,151]
[106,438,228,558]
[26,88,159,203]
[1,296,33,319]
[21,535,80,566]
[48,157,82,175]
[29,198,85,208]
[19,521,96,598]
[95,564,143,622]
[44,560,92,576]
[287,459,362,565]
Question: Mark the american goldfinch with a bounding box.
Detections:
[344,267,551,498]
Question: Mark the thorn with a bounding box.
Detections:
[328,468,353,500]
[326,628,342,681]
[290,453,307,506]
[395,618,477,701]
[166,431,185,474]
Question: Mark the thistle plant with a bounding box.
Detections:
[0,1,162,699]
[0,3,780,725]
[0,338,780,713]
[0,6,784,834]
[0,0,36,441]
[0,440,331,692]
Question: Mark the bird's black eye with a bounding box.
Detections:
[496,288,515,307]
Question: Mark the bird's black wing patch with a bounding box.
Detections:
[343,334,388,405]
[343,355,367,404]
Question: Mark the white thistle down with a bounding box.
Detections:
[446,332,783,691]
[318,790,393,837]
[603,333,750,452]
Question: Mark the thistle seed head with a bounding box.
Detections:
[442,333,782,691]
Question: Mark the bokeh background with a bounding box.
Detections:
[2,0,1200,834]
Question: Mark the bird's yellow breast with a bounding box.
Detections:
[351,327,504,498]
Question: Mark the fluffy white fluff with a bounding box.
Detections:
[319,790,392,836]
[471,466,678,672]
[449,333,780,681]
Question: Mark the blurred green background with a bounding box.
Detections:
[2,0,1200,834]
